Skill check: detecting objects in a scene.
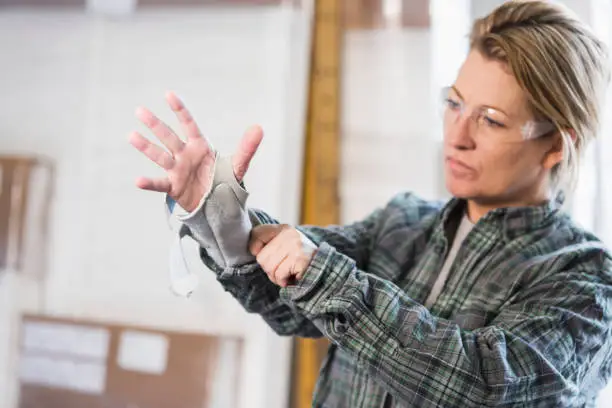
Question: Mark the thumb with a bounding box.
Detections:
[232,125,263,182]
[249,224,284,256]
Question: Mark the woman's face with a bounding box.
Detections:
[443,50,561,206]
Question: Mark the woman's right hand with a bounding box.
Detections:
[129,91,263,213]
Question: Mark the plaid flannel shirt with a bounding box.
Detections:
[193,192,612,407]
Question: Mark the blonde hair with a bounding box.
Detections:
[470,0,610,194]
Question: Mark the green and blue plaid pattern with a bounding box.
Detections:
[196,192,612,407]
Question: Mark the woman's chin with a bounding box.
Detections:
[445,179,477,199]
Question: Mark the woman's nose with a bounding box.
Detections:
[445,113,475,150]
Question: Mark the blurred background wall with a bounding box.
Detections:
[0,1,312,407]
[0,1,611,407]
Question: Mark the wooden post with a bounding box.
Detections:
[292,0,342,407]
[301,0,342,226]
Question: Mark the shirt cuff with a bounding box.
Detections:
[279,242,353,310]
[219,262,263,278]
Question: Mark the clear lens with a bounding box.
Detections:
[440,86,555,141]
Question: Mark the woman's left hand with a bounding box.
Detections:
[249,224,318,287]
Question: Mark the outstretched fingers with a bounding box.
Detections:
[134,176,171,193]
[232,125,263,182]
[166,91,207,143]
[135,106,185,154]
[129,131,175,170]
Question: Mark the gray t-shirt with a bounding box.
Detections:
[424,214,474,308]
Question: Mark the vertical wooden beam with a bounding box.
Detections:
[292,0,342,407]
[301,0,342,226]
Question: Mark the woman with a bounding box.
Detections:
[130,1,612,406]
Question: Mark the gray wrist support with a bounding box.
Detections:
[176,154,256,268]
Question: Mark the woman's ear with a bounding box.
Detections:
[542,129,576,170]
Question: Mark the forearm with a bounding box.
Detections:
[170,156,320,337]
[200,249,321,337]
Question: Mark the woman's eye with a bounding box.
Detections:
[483,116,505,128]
[445,98,461,110]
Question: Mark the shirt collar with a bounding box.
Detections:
[436,192,564,242]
